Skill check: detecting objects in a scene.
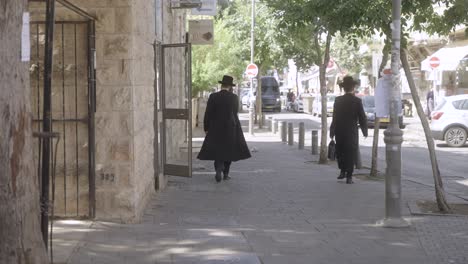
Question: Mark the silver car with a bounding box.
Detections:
[430,94,468,147]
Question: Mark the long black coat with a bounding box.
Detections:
[330,93,368,173]
[197,90,251,161]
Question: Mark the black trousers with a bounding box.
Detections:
[214,160,232,175]
[335,142,355,175]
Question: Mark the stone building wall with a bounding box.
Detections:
[28,0,188,222]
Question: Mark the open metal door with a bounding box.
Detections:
[160,43,192,178]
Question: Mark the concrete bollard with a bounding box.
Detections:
[298,122,305,149]
[280,121,287,142]
[267,116,273,131]
[311,130,318,155]
[271,119,276,134]
[288,122,294,146]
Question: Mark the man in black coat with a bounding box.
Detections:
[330,76,368,184]
[197,75,251,182]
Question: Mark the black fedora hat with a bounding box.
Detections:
[339,76,358,89]
[218,75,236,86]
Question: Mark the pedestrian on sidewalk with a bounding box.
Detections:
[197,75,251,182]
[330,76,368,184]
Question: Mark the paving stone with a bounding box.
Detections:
[59,118,468,264]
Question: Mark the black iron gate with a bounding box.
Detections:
[30,20,96,219]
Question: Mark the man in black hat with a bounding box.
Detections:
[330,76,368,184]
[197,75,251,182]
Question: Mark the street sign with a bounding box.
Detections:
[429,57,440,69]
[327,59,334,69]
[191,0,217,16]
[188,20,214,45]
[246,63,258,78]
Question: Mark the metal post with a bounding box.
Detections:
[41,0,56,248]
[311,130,318,155]
[248,0,255,135]
[379,0,409,228]
[280,121,287,143]
[288,122,294,146]
[260,114,265,129]
[298,122,305,149]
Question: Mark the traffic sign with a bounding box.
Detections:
[246,63,258,78]
[429,57,440,69]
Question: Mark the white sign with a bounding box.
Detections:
[246,63,258,78]
[189,20,214,45]
[191,0,217,16]
[375,74,402,118]
[21,12,30,62]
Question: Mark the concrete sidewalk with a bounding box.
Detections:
[55,121,468,264]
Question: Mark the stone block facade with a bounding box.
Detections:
[29,0,189,222]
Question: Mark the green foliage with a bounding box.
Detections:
[330,35,373,76]
[191,0,287,96]
[192,19,245,96]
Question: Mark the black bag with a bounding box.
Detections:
[328,140,336,161]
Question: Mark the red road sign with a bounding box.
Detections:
[327,59,334,69]
[246,63,258,78]
[429,57,440,69]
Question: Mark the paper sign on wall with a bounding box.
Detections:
[21,12,30,62]
[189,20,214,45]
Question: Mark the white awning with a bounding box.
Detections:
[421,45,468,72]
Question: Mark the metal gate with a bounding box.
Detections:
[30,20,96,218]
[160,43,193,178]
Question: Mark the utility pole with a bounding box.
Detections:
[379,0,409,228]
[248,0,255,135]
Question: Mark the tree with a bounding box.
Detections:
[192,19,245,96]
[330,35,373,76]
[343,0,463,211]
[0,0,49,263]
[264,0,370,164]
[191,0,287,96]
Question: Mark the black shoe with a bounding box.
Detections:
[345,172,354,184]
[337,171,346,180]
[215,171,222,182]
[346,173,354,184]
[223,174,231,180]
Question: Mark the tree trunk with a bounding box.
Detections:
[370,41,389,177]
[0,1,49,263]
[401,49,451,213]
[318,33,332,164]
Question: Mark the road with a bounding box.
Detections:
[253,111,468,201]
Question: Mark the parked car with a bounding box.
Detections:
[240,89,252,107]
[260,76,281,112]
[242,90,256,108]
[313,95,336,117]
[430,94,468,147]
[292,95,304,113]
[359,95,404,128]
[248,78,281,112]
